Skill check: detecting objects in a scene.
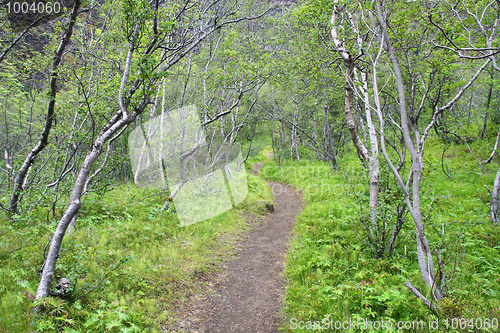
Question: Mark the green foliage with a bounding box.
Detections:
[0,170,272,331]
[260,136,500,332]
[1,0,500,331]
[261,160,429,329]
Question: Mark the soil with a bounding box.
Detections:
[174,162,303,333]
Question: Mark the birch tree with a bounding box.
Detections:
[34,0,265,310]
[368,0,491,307]
[430,0,500,224]
[330,1,381,243]
[7,0,82,216]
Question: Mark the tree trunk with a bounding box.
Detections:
[8,0,81,216]
[324,104,338,170]
[331,3,379,241]
[479,70,493,140]
[344,60,369,163]
[34,103,148,307]
[312,102,321,160]
[411,161,443,299]
[330,5,369,163]
[374,0,443,302]
[34,23,147,306]
[480,114,488,140]
[491,164,500,223]
[359,69,380,233]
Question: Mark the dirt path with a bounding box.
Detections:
[176,162,302,332]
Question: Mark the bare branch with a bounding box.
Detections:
[119,24,140,119]
[421,58,491,145]
[482,128,500,164]
[0,14,51,63]
[405,280,437,313]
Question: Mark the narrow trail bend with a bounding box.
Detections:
[177,162,303,333]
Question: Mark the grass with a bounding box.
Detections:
[260,135,500,332]
[1,132,499,332]
[0,166,273,332]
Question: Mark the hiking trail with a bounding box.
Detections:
[173,161,303,332]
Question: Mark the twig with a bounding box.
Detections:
[76,257,130,300]
[441,142,453,179]
[39,236,52,275]
[485,185,492,196]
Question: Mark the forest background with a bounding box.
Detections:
[0,0,500,331]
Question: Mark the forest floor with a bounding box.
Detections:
[171,161,303,332]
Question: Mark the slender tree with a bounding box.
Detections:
[8,0,82,216]
[34,0,268,310]
[370,0,491,306]
[330,1,380,239]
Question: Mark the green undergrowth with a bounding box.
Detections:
[260,137,500,332]
[0,171,272,332]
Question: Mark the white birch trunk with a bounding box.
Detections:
[491,164,500,223]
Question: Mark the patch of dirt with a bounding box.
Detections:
[173,162,302,332]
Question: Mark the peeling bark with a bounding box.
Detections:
[331,3,379,236]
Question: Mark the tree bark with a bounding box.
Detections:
[491,164,500,223]
[8,0,81,216]
[359,69,380,233]
[331,4,379,237]
[344,60,370,163]
[34,102,149,307]
[374,0,443,301]
[330,4,369,163]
